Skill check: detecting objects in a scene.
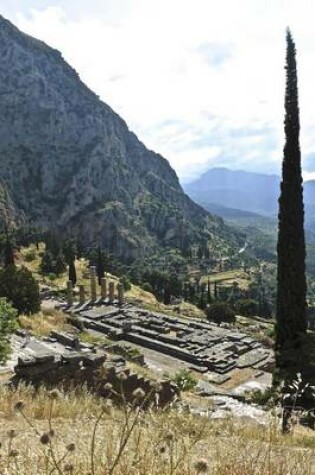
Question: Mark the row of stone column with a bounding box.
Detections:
[67,266,124,306]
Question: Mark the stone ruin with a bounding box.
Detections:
[50,268,274,388]
[12,330,178,407]
[65,268,125,310]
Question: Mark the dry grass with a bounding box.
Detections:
[18,308,72,337]
[0,385,315,474]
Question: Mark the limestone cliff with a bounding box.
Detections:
[0,16,241,259]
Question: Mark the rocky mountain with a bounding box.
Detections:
[0,16,242,260]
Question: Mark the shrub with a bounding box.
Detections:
[141,282,152,293]
[206,302,236,324]
[119,275,131,291]
[40,250,54,274]
[0,298,17,363]
[235,298,259,317]
[171,369,197,392]
[0,265,40,314]
[24,250,36,262]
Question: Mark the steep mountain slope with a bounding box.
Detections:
[0,16,242,260]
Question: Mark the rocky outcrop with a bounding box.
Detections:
[0,16,241,259]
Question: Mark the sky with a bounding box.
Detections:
[2,0,315,183]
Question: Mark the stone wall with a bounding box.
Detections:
[12,351,178,407]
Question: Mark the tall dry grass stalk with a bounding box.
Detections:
[0,384,315,474]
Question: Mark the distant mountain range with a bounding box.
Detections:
[183,167,315,232]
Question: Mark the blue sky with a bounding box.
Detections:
[2,0,315,183]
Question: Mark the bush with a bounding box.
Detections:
[0,265,40,314]
[171,369,197,392]
[119,275,131,291]
[206,302,236,324]
[40,251,54,274]
[235,299,259,317]
[0,298,17,363]
[141,282,153,293]
[24,250,36,262]
[250,386,278,407]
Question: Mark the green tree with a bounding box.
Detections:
[235,298,259,317]
[0,265,40,314]
[207,279,212,305]
[96,246,106,285]
[68,259,77,287]
[40,250,54,274]
[54,252,66,275]
[4,235,14,267]
[0,298,17,363]
[64,238,77,286]
[45,231,61,259]
[206,301,235,324]
[199,282,206,309]
[275,30,307,379]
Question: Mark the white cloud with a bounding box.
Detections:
[3,0,315,182]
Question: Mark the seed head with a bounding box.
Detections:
[49,389,61,400]
[132,387,146,401]
[9,449,19,457]
[164,431,174,443]
[66,443,76,452]
[40,433,51,445]
[102,400,113,415]
[104,383,113,392]
[194,458,209,473]
[14,401,25,412]
[7,429,17,439]
[118,372,127,381]
[64,463,74,472]
[159,445,166,453]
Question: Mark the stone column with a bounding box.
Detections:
[118,283,124,306]
[109,282,115,303]
[67,280,73,306]
[101,277,107,300]
[79,284,85,305]
[90,266,97,300]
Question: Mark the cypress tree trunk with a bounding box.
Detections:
[68,259,77,287]
[4,237,15,267]
[276,29,307,376]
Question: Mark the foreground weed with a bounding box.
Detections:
[0,385,315,474]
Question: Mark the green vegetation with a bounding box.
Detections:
[0,265,40,314]
[206,301,236,324]
[275,30,308,383]
[170,368,198,392]
[0,298,17,362]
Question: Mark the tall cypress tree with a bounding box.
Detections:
[68,258,77,287]
[4,235,14,267]
[275,29,307,378]
[96,246,106,285]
